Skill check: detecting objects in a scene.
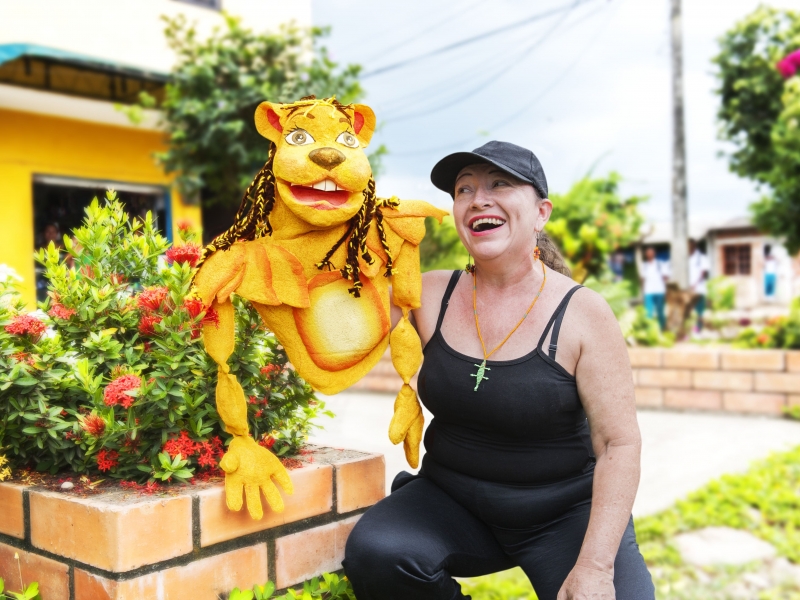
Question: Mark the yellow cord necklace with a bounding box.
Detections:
[471,259,547,391]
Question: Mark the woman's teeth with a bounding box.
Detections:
[471,218,506,232]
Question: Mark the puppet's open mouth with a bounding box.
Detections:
[470,217,506,232]
[290,179,351,209]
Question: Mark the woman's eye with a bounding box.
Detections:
[285,129,315,146]
[493,180,508,187]
[336,132,359,148]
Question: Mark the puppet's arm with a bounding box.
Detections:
[387,242,425,468]
[195,245,294,519]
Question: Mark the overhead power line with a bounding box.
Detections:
[381,0,599,123]
[361,0,597,79]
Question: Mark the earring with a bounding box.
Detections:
[465,254,475,274]
[533,231,541,262]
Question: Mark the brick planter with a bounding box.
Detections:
[0,447,384,600]
[354,348,800,417]
[630,347,800,415]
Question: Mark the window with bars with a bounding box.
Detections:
[723,244,751,275]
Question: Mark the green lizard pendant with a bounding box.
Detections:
[471,359,490,391]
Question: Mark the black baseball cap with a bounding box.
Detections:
[430,140,548,199]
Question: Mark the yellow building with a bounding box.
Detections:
[0,0,311,306]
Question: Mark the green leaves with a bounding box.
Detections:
[230,573,354,600]
[1,193,323,483]
[149,15,364,210]
[714,6,800,253]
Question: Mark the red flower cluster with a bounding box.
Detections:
[11,352,36,366]
[166,243,203,267]
[120,480,160,495]
[183,298,219,338]
[136,287,169,312]
[5,314,47,340]
[248,395,269,406]
[260,364,282,378]
[138,314,162,336]
[196,436,224,469]
[48,302,76,320]
[103,374,141,408]
[258,436,277,450]
[110,273,127,286]
[177,220,194,233]
[96,449,119,472]
[81,414,106,437]
[162,430,200,459]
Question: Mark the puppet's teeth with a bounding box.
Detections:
[310,179,339,192]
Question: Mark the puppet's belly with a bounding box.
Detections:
[293,273,390,371]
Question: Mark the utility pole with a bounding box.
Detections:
[670,0,689,289]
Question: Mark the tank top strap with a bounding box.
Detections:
[435,270,463,333]
[537,285,583,359]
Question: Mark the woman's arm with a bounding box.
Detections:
[560,289,641,599]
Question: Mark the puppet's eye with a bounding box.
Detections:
[336,132,359,148]
[286,129,314,146]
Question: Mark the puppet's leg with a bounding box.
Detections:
[387,243,425,468]
[203,298,292,519]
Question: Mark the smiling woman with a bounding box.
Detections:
[344,141,655,600]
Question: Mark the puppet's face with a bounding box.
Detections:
[255,99,376,228]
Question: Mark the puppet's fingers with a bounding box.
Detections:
[245,483,264,520]
[225,473,244,512]
[270,464,294,496]
[261,480,285,514]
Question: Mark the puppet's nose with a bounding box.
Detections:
[309,147,346,170]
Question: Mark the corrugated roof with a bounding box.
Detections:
[0,44,168,80]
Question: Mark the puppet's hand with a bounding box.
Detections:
[388,384,424,468]
[219,435,294,519]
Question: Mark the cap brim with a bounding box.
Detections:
[430,151,534,197]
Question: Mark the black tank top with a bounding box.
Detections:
[418,270,595,485]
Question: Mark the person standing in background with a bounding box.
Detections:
[641,247,669,331]
[764,245,778,301]
[688,239,710,332]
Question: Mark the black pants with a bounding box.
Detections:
[343,459,654,600]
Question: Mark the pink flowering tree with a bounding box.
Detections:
[0,193,324,483]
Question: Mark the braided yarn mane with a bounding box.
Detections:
[195,96,396,298]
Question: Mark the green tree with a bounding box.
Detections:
[143,14,382,217]
[546,173,646,282]
[419,216,469,272]
[714,6,800,253]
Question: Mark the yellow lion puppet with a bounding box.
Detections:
[193,96,447,519]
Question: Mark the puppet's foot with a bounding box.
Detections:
[402,410,424,469]
[219,435,294,520]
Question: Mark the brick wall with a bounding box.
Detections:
[353,348,800,417]
[630,347,800,415]
[0,447,384,600]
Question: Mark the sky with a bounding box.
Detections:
[311,0,799,226]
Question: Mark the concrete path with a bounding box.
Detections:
[309,391,800,517]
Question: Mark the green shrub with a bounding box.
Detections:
[706,276,736,311]
[734,298,800,349]
[0,576,41,600]
[619,306,675,347]
[0,194,326,482]
[229,573,354,600]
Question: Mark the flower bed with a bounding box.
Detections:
[0,195,325,484]
[0,446,384,600]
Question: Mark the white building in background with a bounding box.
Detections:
[640,217,800,309]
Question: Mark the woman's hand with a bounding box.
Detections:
[557,564,615,600]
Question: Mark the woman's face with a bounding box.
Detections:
[452,162,551,263]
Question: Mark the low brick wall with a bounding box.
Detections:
[353,348,800,416]
[631,347,800,415]
[0,447,384,600]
